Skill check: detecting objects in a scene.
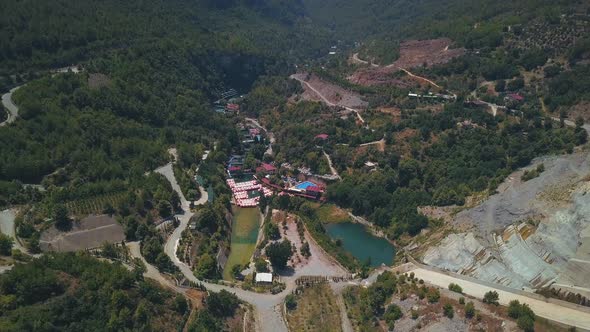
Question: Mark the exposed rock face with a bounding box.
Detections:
[423,152,590,291]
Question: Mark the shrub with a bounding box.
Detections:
[255,258,269,272]
[285,294,297,310]
[459,297,465,305]
[443,303,454,318]
[427,288,440,303]
[483,291,499,305]
[517,315,535,332]
[0,234,14,255]
[508,299,535,331]
[411,310,419,320]
[448,283,463,293]
[384,304,403,324]
[465,302,475,318]
[508,300,522,319]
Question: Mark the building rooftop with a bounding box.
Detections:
[255,272,273,283]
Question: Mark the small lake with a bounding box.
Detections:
[325,222,395,267]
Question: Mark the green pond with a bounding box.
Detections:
[325,222,395,267]
[222,206,261,280]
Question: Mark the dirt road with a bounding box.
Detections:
[409,267,590,330]
[322,150,341,180]
[551,116,590,134]
[393,67,442,89]
[351,53,378,67]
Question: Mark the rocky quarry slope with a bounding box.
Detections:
[423,150,590,296]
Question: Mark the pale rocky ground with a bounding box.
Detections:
[422,150,590,293]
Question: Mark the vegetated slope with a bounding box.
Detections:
[0,0,330,206]
[0,253,188,331]
[304,0,579,43]
[303,0,587,63]
[0,0,329,88]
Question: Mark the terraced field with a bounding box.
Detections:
[65,192,127,216]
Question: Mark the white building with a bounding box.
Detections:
[255,272,273,283]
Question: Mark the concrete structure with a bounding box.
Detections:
[255,272,273,283]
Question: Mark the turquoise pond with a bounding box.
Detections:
[325,222,395,267]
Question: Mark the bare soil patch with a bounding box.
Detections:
[349,38,465,87]
[292,73,368,109]
[40,214,125,252]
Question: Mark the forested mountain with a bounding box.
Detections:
[0,0,331,205]
[0,0,327,79]
[303,0,584,43]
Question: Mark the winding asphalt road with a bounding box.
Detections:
[1,87,21,127]
[153,159,292,331]
[1,66,80,127]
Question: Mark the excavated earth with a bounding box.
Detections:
[422,150,590,294]
[349,38,465,86]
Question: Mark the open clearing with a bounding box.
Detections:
[284,282,342,332]
[40,214,125,252]
[348,38,464,87]
[291,73,368,110]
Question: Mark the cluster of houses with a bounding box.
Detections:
[226,156,326,207]
[213,89,242,115]
[226,178,272,207]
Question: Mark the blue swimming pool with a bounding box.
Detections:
[295,181,317,190]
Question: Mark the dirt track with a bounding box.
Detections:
[349,38,464,87]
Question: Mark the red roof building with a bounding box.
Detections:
[256,163,277,174]
[315,133,329,140]
[306,186,322,193]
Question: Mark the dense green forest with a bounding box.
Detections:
[0,253,188,331]
[0,0,331,207]
[0,0,329,80]
[303,0,586,48]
